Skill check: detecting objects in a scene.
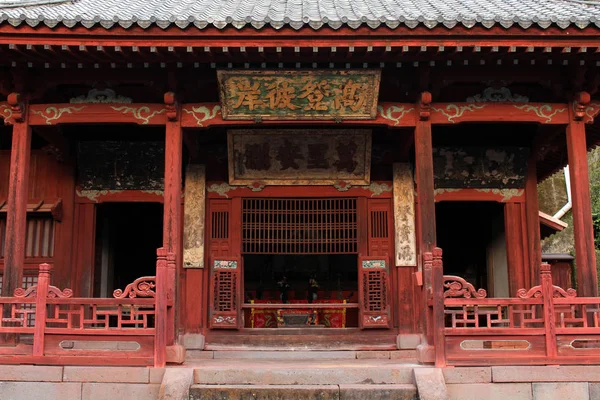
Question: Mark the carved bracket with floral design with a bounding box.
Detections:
[113,276,156,298]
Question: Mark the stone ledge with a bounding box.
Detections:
[339,384,417,400]
[82,383,160,400]
[190,384,340,400]
[447,383,533,400]
[0,382,82,400]
[493,366,600,383]
[443,367,492,384]
[0,365,63,382]
[63,366,150,383]
[532,382,589,400]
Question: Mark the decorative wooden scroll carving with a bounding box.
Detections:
[572,92,591,121]
[7,93,24,123]
[443,275,487,299]
[13,285,73,298]
[113,277,156,298]
[517,264,577,299]
[70,89,132,104]
[164,92,178,122]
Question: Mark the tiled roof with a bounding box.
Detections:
[1,0,600,31]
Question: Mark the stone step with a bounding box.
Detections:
[189,384,419,400]
[187,350,418,361]
[192,360,421,385]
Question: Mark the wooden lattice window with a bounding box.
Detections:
[367,199,392,258]
[208,200,231,258]
[0,216,55,259]
[242,198,358,254]
[210,259,241,329]
[359,258,391,328]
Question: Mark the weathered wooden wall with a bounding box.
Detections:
[0,149,75,290]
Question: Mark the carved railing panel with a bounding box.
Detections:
[113,276,156,298]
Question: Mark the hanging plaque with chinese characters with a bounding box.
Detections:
[217,70,381,120]
[228,129,372,185]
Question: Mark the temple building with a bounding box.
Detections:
[1,0,600,375]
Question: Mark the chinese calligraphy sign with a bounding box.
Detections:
[218,70,381,120]
[228,129,372,185]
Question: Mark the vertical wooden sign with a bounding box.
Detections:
[183,164,206,268]
[393,163,417,266]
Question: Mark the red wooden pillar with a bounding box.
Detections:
[504,203,528,295]
[567,93,598,297]
[525,148,542,287]
[163,92,182,345]
[3,94,30,298]
[32,263,51,357]
[415,92,436,360]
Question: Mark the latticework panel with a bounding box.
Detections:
[208,200,231,258]
[242,198,358,254]
[445,304,544,329]
[0,216,55,259]
[0,300,36,329]
[554,301,600,329]
[362,270,387,312]
[45,302,155,330]
[214,271,237,312]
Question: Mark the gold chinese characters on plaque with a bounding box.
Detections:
[217,70,381,120]
[228,129,372,185]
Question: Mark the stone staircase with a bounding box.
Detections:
[187,357,424,399]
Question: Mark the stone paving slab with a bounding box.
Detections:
[82,382,160,400]
[0,382,82,400]
[447,383,533,400]
[414,368,447,400]
[493,366,600,383]
[0,365,63,382]
[190,384,340,400]
[64,366,150,383]
[532,382,589,400]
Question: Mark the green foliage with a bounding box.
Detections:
[590,149,600,249]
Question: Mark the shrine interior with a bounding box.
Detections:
[93,203,163,298]
[435,202,508,297]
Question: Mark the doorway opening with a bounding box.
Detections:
[93,203,163,297]
[435,202,508,297]
[241,198,360,328]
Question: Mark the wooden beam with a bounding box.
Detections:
[567,93,598,297]
[505,203,528,296]
[163,92,182,345]
[3,93,30,299]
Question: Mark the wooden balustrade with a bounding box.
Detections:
[0,249,172,367]
[428,248,600,367]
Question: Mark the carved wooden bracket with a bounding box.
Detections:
[164,92,178,121]
[418,92,432,121]
[572,92,591,121]
[7,92,25,123]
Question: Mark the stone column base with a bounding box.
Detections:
[416,343,435,364]
[396,334,422,349]
[182,334,206,350]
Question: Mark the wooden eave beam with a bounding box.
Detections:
[1,24,600,48]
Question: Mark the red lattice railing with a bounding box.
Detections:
[0,249,173,367]
[427,248,600,367]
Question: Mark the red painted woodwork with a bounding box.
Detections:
[75,189,166,204]
[359,257,391,329]
[163,94,182,345]
[208,199,232,258]
[367,199,393,258]
[0,101,575,128]
[206,182,393,200]
[525,149,542,287]
[504,203,528,296]
[209,257,242,329]
[71,203,96,297]
[434,188,525,203]
[154,248,168,367]
[430,103,569,125]
[0,262,160,366]
[415,93,436,346]
[567,96,598,297]
[27,103,167,126]
[3,117,31,298]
